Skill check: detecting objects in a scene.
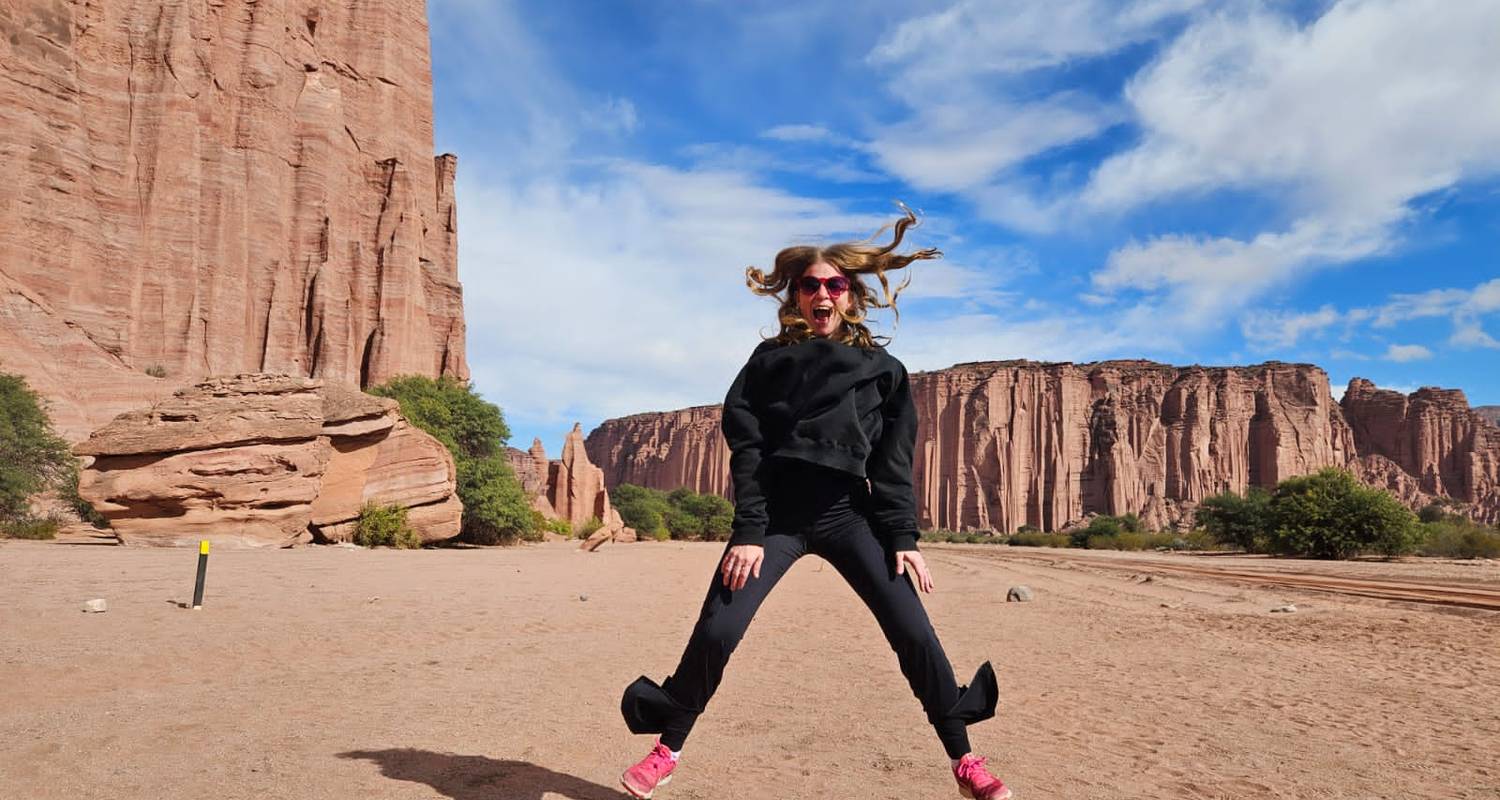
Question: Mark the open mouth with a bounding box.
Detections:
[812,306,833,323]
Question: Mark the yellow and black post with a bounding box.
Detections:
[191,540,210,610]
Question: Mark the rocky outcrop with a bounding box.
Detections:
[587,360,1500,531]
[0,1,466,441]
[1476,406,1500,427]
[587,406,734,500]
[76,374,461,547]
[511,426,635,545]
[1342,380,1500,524]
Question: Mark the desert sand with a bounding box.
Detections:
[2,537,1497,800]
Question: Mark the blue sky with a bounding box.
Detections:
[428,0,1500,456]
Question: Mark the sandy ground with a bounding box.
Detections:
[2,537,1498,800]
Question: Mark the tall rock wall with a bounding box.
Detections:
[0,0,466,440]
[1343,379,1500,523]
[586,359,1500,530]
[1476,406,1500,427]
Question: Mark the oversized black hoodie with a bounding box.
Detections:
[721,336,920,552]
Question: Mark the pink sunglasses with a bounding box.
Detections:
[796,275,851,297]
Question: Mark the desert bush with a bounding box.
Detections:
[614,483,732,540]
[1007,531,1070,548]
[369,376,534,545]
[1196,487,1272,552]
[579,515,604,538]
[1,374,77,538]
[1070,514,1143,548]
[1269,468,1420,559]
[1,516,59,540]
[58,469,110,529]
[1177,529,1223,551]
[352,502,422,549]
[1418,520,1500,559]
[1085,531,1180,551]
[144,364,167,378]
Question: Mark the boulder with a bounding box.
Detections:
[77,374,461,547]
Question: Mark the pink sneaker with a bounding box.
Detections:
[954,753,1012,800]
[621,739,677,799]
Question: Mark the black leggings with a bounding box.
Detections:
[621,515,996,759]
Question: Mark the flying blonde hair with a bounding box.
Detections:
[745,203,941,348]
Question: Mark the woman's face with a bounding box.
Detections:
[796,261,853,338]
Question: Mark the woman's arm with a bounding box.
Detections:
[867,363,921,553]
[722,357,770,548]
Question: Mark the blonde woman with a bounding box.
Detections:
[620,207,1012,800]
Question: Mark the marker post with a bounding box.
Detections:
[192,540,209,610]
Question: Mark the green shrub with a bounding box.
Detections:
[1196,487,1272,551]
[352,502,422,549]
[1269,468,1420,559]
[58,469,110,529]
[1,516,59,540]
[1178,529,1223,551]
[1085,532,1180,551]
[614,483,733,541]
[546,517,573,538]
[144,364,167,378]
[1418,520,1500,559]
[369,376,534,545]
[1,374,76,529]
[1007,531,1070,547]
[579,515,604,538]
[1070,514,1142,548]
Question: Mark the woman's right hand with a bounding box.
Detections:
[720,544,764,591]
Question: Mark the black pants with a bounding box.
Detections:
[621,515,997,759]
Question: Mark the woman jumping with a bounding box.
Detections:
[618,206,1012,800]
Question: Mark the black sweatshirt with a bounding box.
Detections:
[721,337,920,552]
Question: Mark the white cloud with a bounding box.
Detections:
[1080,0,1500,333]
[870,0,1203,87]
[457,162,895,427]
[864,96,1117,194]
[1093,217,1392,328]
[762,124,843,144]
[1085,1,1500,215]
[859,0,1202,210]
[1451,321,1500,350]
[1240,304,1342,350]
[1384,344,1433,363]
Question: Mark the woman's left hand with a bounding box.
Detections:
[894,550,935,593]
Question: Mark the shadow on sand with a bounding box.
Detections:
[338,749,632,800]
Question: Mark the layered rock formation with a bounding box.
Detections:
[1477,406,1500,427]
[586,360,1500,531]
[0,0,466,441]
[1343,380,1500,524]
[507,426,636,545]
[76,374,461,546]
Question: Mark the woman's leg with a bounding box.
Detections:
[814,522,972,759]
[654,533,807,749]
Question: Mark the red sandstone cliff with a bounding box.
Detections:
[0,1,465,440]
[1477,406,1500,427]
[585,360,1500,530]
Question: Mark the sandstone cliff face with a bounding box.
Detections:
[511,427,635,544]
[1343,380,1500,524]
[586,406,733,500]
[587,360,1500,531]
[0,0,466,440]
[1477,406,1500,427]
[76,374,461,547]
